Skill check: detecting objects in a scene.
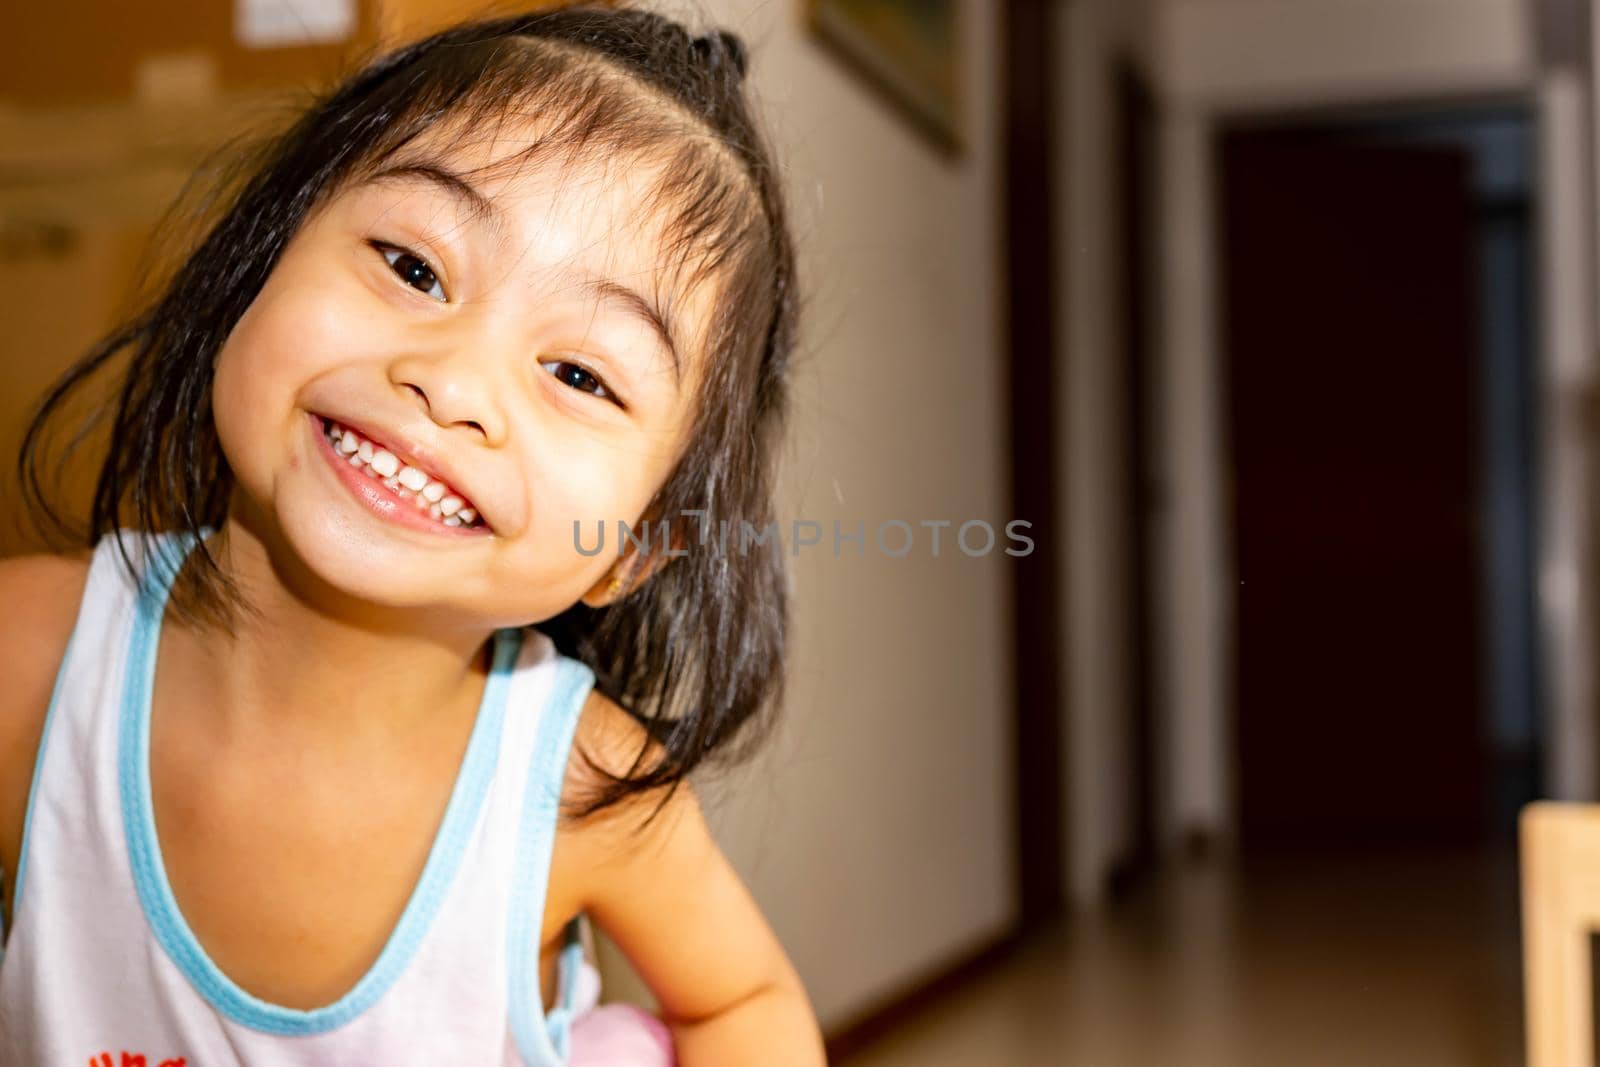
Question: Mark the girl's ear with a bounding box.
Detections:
[579,518,689,609]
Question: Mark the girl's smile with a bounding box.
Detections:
[308,410,493,539]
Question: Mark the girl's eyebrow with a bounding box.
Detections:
[364,161,684,390]
[576,273,684,389]
[368,161,512,252]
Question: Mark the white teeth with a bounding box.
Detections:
[325,420,481,529]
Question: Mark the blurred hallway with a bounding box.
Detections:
[842,847,1523,1066]
[1040,4,1590,1061]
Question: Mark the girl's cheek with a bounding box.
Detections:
[516,453,645,569]
[256,275,375,379]
[211,262,342,472]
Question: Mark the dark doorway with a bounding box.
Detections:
[1218,108,1541,851]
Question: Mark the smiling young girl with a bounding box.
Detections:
[0,4,821,1064]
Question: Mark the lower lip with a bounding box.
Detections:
[308,412,490,539]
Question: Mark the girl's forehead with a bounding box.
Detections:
[414,114,663,206]
[375,141,668,266]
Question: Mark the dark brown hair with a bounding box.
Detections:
[18,1,801,827]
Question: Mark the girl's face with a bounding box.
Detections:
[211,130,712,631]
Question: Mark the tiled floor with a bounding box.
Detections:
[840,847,1525,1066]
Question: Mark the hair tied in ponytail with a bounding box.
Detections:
[690,29,748,80]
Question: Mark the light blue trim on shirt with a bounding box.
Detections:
[507,655,598,1066]
[3,604,83,963]
[118,528,525,1035]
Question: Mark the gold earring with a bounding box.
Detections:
[607,574,624,598]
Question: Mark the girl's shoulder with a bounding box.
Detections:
[559,684,673,825]
[544,682,679,937]
[553,682,700,861]
[0,550,93,722]
[0,551,93,874]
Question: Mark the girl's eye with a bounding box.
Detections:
[543,359,618,404]
[374,242,446,302]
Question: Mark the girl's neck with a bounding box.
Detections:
[164,517,497,745]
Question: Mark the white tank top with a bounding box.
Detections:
[0,528,604,1065]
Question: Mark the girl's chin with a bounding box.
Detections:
[272,505,464,605]
[269,494,573,623]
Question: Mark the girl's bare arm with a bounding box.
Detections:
[566,694,826,1066]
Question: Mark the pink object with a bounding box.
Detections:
[569,1003,678,1066]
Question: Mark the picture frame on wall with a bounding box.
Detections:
[805,0,962,158]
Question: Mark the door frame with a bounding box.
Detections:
[1145,79,1597,851]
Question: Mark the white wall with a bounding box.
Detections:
[595,0,1015,1031]
[1155,0,1531,110]
[1055,0,1142,906]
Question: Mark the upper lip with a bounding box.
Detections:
[316,411,495,531]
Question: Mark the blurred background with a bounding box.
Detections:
[5,0,1595,1064]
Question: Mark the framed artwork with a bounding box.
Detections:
[805,0,962,158]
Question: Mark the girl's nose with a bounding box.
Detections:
[389,350,508,446]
